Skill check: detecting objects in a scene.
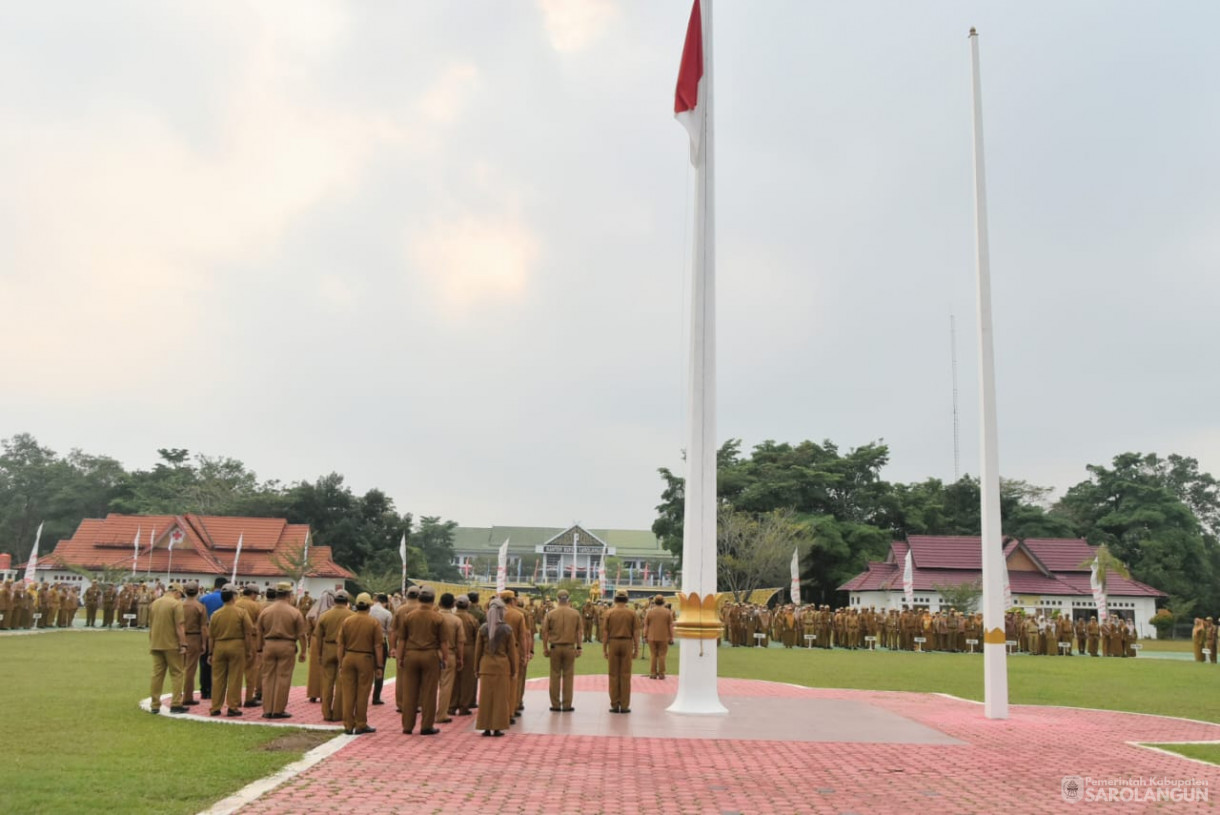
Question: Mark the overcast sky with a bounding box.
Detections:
[2,2,1218,531]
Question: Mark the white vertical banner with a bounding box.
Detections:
[298,529,311,593]
[789,547,800,604]
[495,538,510,594]
[903,548,915,608]
[23,522,43,585]
[399,532,408,595]
[599,542,608,586]
[1090,558,1108,622]
[231,532,244,584]
[132,525,141,577]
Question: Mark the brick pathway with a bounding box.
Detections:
[206,676,1220,814]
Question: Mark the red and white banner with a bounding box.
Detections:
[674,0,705,166]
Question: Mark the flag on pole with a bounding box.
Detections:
[495,538,510,594]
[132,525,141,576]
[297,529,310,593]
[147,527,155,576]
[23,522,43,585]
[1090,556,1108,621]
[789,546,800,604]
[598,543,608,587]
[398,531,408,594]
[1002,558,1013,611]
[674,0,705,165]
[902,547,915,609]
[231,533,243,584]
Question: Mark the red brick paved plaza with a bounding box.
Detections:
[172,675,1220,814]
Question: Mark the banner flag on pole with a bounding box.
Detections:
[1002,558,1013,611]
[903,547,915,608]
[599,542,608,586]
[23,522,43,585]
[789,546,800,604]
[132,525,141,577]
[232,532,243,584]
[674,0,705,165]
[495,538,510,594]
[1090,556,1108,621]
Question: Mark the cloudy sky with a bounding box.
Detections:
[2,2,1217,530]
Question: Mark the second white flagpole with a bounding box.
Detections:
[970,27,1009,721]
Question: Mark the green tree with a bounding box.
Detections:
[717,506,810,602]
[414,516,459,581]
[932,579,983,613]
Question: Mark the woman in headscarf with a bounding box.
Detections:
[306,590,336,702]
[474,597,519,736]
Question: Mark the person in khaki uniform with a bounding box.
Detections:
[434,593,466,724]
[256,582,308,719]
[388,586,421,712]
[236,586,265,706]
[454,595,479,716]
[337,592,383,735]
[180,582,210,705]
[395,587,449,735]
[643,595,675,679]
[315,591,354,722]
[603,589,640,713]
[501,591,531,715]
[542,589,583,711]
[0,581,12,630]
[475,598,518,737]
[148,584,188,714]
[208,585,252,717]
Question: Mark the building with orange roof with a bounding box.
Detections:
[31,513,353,595]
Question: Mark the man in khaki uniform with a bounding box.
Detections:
[0,581,12,630]
[337,592,383,735]
[542,589,583,711]
[257,582,308,719]
[434,592,466,723]
[208,585,252,716]
[315,590,354,722]
[643,595,675,679]
[395,587,449,735]
[148,583,188,714]
[454,595,480,716]
[236,586,265,706]
[603,588,640,713]
[501,590,531,714]
[181,582,210,706]
[389,586,421,712]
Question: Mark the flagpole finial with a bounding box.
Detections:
[969,27,978,37]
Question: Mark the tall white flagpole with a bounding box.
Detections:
[670,0,726,716]
[970,27,1009,720]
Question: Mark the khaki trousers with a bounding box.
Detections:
[607,639,633,710]
[549,644,576,708]
[340,652,376,731]
[436,657,457,719]
[401,649,441,732]
[183,633,204,700]
[321,644,341,720]
[648,640,669,678]
[210,640,246,713]
[261,640,297,715]
[150,649,184,709]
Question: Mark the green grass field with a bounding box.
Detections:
[3,630,1218,814]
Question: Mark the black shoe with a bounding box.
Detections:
[227,709,243,717]
[550,706,562,712]
[149,708,160,715]
[243,700,260,708]
[354,726,376,734]
[620,708,631,714]
[402,729,412,734]
[169,706,189,714]
[210,709,222,717]
[308,697,319,703]
[562,707,575,712]
[469,703,478,709]
[457,709,472,716]
[609,707,620,713]
[262,713,274,719]
[344,729,354,735]
[492,730,504,737]
[482,730,492,737]
[419,727,440,735]
[182,700,200,706]
[274,712,293,719]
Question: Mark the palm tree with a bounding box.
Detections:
[1080,543,1131,593]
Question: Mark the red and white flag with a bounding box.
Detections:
[674,0,705,166]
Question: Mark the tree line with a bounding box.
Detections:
[0,433,460,585]
[653,439,1220,620]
